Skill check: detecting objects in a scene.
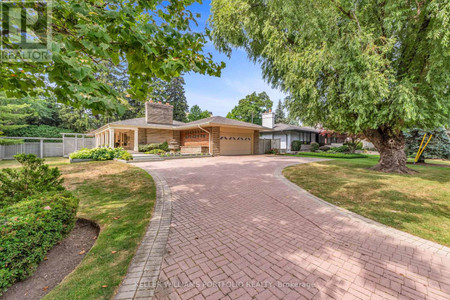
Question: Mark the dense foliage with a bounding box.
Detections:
[0,97,29,145]
[291,140,302,151]
[405,128,450,161]
[211,0,450,173]
[69,147,133,161]
[0,191,78,294]
[1,1,224,114]
[187,105,212,122]
[138,141,169,153]
[3,125,74,139]
[0,154,64,208]
[310,142,319,152]
[226,92,273,125]
[0,154,78,294]
[274,100,286,124]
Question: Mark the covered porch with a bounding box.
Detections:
[94,127,139,152]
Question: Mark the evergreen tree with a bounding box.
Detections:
[405,128,450,162]
[166,77,189,122]
[0,97,29,144]
[274,100,285,124]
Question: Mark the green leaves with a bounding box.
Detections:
[0,1,224,115]
[211,0,450,133]
[226,92,273,125]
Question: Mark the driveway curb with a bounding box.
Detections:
[114,168,172,300]
[276,164,450,257]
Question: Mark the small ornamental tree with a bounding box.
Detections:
[211,0,450,173]
[405,128,450,162]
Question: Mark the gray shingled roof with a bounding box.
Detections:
[96,116,265,132]
[264,123,320,133]
[179,116,265,129]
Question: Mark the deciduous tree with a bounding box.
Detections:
[187,105,211,122]
[226,92,272,125]
[1,1,224,114]
[211,0,449,173]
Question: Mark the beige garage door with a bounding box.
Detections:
[220,131,252,155]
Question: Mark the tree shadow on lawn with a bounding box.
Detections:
[142,157,450,299]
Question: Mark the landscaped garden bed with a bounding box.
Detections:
[69,147,133,163]
[0,158,156,299]
[0,154,79,295]
[283,155,450,246]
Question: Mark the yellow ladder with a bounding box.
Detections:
[414,133,432,163]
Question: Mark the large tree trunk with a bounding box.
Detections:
[364,127,416,174]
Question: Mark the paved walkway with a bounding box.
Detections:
[124,156,449,300]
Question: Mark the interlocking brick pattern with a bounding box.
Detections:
[115,170,172,300]
[135,156,450,300]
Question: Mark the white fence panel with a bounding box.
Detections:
[44,143,63,157]
[0,135,94,160]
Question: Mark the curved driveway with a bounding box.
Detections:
[136,156,449,300]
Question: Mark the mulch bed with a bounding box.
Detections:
[1,219,99,300]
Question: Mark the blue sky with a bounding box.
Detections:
[183,1,286,116]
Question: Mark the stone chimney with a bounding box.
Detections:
[145,100,173,124]
[262,109,275,129]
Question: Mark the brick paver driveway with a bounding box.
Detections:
[136,156,449,300]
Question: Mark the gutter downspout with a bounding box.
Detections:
[198,125,212,155]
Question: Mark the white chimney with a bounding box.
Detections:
[262,110,275,129]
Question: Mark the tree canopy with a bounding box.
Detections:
[187,105,211,122]
[211,0,449,173]
[226,92,272,125]
[1,0,224,114]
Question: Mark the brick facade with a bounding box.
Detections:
[211,127,220,156]
[140,129,173,145]
[253,130,260,154]
[145,101,173,124]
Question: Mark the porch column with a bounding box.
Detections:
[109,128,115,148]
[134,128,139,152]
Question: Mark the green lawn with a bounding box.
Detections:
[33,161,155,300]
[283,155,450,246]
[0,157,69,169]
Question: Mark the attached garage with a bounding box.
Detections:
[219,129,253,156]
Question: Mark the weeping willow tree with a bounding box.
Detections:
[210,0,449,173]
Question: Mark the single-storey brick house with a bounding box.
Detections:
[92,101,265,156]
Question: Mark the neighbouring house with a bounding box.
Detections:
[92,101,265,156]
[259,110,321,152]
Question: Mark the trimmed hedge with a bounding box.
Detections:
[3,125,74,139]
[290,152,368,159]
[70,147,133,161]
[0,191,79,293]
